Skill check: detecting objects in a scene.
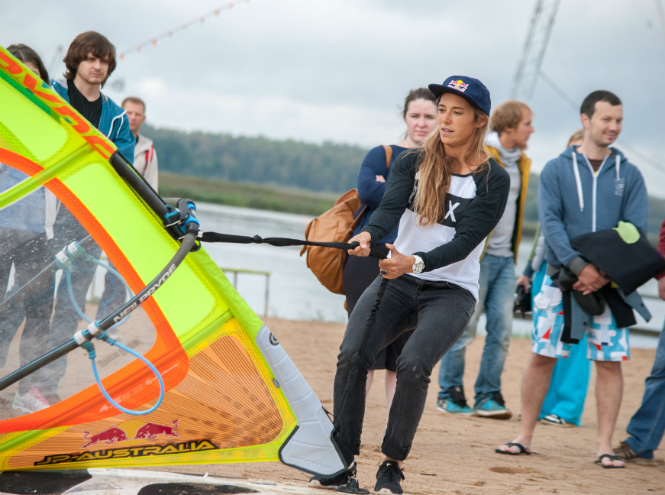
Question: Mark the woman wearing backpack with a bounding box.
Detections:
[311,76,510,494]
[342,88,437,415]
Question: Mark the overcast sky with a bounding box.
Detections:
[4,0,665,195]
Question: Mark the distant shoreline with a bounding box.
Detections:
[159,172,338,216]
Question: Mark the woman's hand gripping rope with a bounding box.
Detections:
[347,232,415,279]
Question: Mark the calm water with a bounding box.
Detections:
[89,202,663,348]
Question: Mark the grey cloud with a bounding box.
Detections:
[3,0,665,190]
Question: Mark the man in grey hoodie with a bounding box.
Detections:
[496,91,648,469]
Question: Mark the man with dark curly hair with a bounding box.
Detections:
[51,31,134,159]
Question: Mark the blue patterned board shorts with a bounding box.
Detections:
[531,275,630,362]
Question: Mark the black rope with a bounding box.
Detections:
[200,232,387,259]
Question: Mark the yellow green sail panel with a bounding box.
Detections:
[0,46,345,475]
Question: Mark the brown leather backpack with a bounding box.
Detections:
[300,145,392,295]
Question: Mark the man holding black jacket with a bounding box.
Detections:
[496,90,648,469]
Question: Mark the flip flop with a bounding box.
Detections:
[495,442,531,456]
[595,454,625,469]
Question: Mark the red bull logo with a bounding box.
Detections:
[80,419,179,448]
[447,79,469,93]
[81,427,128,448]
[134,419,179,440]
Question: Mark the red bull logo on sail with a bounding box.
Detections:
[447,79,469,93]
[80,419,179,448]
[134,419,179,440]
[81,427,128,448]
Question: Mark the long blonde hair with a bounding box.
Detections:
[411,103,489,227]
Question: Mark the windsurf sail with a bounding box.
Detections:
[0,46,346,476]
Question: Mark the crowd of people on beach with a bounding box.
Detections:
[2,29,665,495]
[313,77,665,493]
[0,32,158,413]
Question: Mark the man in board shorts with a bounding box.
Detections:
[496,90,648,469]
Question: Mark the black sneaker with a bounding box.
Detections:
[374,461,404,494]
[309,464,356,490]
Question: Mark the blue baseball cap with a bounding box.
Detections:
[428,76,491,116]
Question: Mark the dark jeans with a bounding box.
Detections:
[333,274,476,461]
[343,245,413,372]
[624,321,665,459]
[438,254,515,406]
[0,228,54,394]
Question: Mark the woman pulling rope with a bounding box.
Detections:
[310,76,510,494]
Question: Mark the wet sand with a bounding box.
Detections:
[145,317,665,494]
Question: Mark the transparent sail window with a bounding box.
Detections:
[0,169,157,420]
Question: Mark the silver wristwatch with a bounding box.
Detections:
[412,255,425,274]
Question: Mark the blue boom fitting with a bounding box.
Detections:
[163,198,200,250]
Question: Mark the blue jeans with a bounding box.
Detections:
[438,254,515,407]
[624,322,665,459]
[334,275,476,461]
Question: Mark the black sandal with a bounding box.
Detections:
[595,454,625,469]
[495,442,531,456]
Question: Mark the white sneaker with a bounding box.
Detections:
[540,413,574,427]
[12,387,50,414]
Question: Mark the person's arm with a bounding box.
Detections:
[656,218,665,286]
[621,166,649,234]
[113,114,136,165]
[520,224,542,279]
[538,162,587,274]
[656,217,665,300]
[412,163,510,271]
[357,146,389,209]
[144,145,159,191]
[361,152,418,246]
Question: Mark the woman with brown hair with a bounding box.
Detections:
[310,77,510,494]
[343,87,437,415]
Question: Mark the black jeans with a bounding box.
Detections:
[0,228,55,394]
[333,274,476,461]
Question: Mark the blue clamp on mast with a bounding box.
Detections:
[163,198,200,250]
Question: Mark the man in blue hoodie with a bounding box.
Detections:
[496,91,648,469]
[39,32,135,405]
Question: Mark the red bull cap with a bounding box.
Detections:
[429,75,491,116]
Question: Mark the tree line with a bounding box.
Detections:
[144,124,367,194]
[146,125,665,239]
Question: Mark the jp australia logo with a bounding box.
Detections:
[34,440,218,466]
[615,178,625,196]
[448,79,469,93]
[32,419,219,466]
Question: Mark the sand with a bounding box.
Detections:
[137,317,664,495]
